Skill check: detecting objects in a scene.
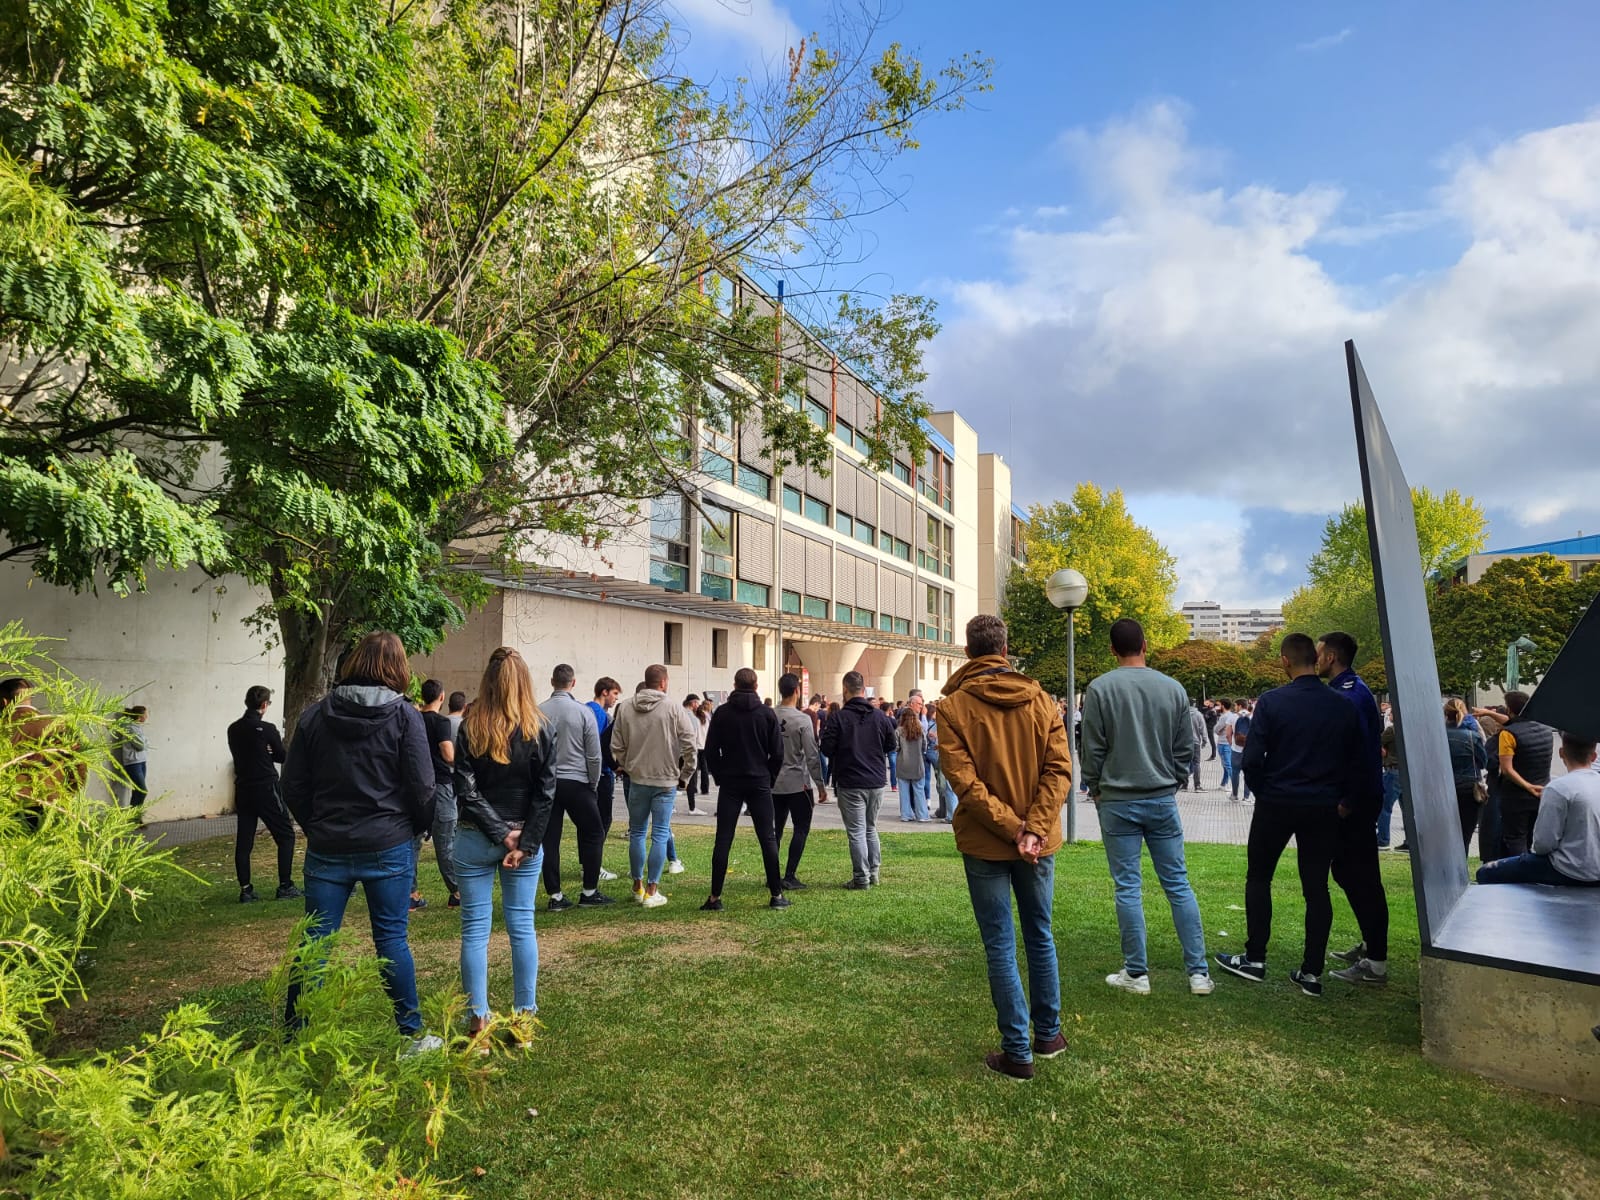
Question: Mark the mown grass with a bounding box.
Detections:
[57,825,1600,1199]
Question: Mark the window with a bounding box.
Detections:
[701,451,734,484]
[736,580,770,607]
[854,521,874,547]
[712,628,729,669]
[943,523,955,578]
[700,503,733,599]
[738,464,771,500]
[803,495,829,525]
[836,420,855,450]
[805,397,830,429]
[752,632,768,662]
[835,511,853,537]
[836,603,854,624]
[880,530,894,553]
[892,460,912,486]
[854,609,874,629]
[802,595,828,619]
[922,583,953,642]
[894,538,911,562]
[782,485,802,514]
[892,617,910,636]
[781,590,801,614]
[880,613,893,632]
[663,621,684,666]
[650,495,690,591]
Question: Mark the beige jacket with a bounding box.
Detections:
[612,688,698,789]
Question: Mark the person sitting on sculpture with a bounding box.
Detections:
[1475,733,1600,887]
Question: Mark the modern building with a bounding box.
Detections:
[1454,533,1600,584]
[976,452,1028,618]
[1181,601,1284,645]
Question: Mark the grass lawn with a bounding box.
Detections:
[57,825,1599,1200]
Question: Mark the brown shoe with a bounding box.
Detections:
[983,1051,1034,1080]
[1033,1032,1069,1059]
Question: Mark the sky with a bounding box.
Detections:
[667,0,1600,607]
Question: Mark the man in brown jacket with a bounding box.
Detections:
[939,614,1074,1080]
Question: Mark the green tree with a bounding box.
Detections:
[1147,640,1284,699]
[1430,554,1598,695]
[1282,487,1488,669]
[1002,484,1187,693]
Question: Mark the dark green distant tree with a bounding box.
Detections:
[1147,640,1283,699]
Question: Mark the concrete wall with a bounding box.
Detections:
[1,564,280,820]
[1420,955,1600,1103]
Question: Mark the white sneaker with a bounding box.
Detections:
[668,859,686,875]
[1189,973,1215,996]
[598,867,618,881]
[403,1033,445,1057]
[641,890,669,909]
[1105,969,1151,995]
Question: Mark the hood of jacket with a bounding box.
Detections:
[322,684,409,740]
[625,688,669,715]
[727,689,763,712]
[943,656,1038,709]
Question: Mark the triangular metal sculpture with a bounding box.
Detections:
[1521,592,1600,741]
[1346,341,1467,944]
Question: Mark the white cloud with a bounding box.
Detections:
[929,105,1600,601]
[1297,28,1354,53]
[669,0,799,61]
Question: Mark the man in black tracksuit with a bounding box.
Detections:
[226,685,300,902]
[1216,634,1365,997]
[701,668,786,910]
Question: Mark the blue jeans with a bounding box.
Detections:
[1377,769,1401,845]
[626,782,675,885]
[455,825,542,1018]
[1097,797,1209,975]
[1476,853,1600,886]
[897,773,928,820]
[1217,743,1232,789]
[1231,750,1251,799]
[964,854,1061,1063]
[289,842,421,1035]
[886,749,898,786]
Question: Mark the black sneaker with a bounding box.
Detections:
[842,879,870,891]
[769,894,791,909]
[578,891,615,907]
[1330,941,1367,965]
[1290,969,1323,997]
[275,883,303,900]
[239,885,261,904]
[1215,952,1266,982]
[546,894,574,912]
[408,896,428,912]
[780,875,808,891]
[700,897,724,912]
[447,893,461,908]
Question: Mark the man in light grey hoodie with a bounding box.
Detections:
[1080,619,1211,997]
[611,664,698,908]
[539,663,609,909]
[773,672,828,890]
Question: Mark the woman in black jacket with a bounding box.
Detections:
[454,646,557,1035]
[281,632,437,1050]
[1445,698,1489,853]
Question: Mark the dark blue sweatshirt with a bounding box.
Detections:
[1242,675,1365,807]
[1327,669,1385,815]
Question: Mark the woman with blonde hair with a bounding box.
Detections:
[454,646,557,1033]
[1445,697,1489,853]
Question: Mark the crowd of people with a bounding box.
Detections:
[195,612,1598,1068]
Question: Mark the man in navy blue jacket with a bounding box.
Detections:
[1315,632,1391,987]
[821,671,898,889]
[1217,634,1365,998]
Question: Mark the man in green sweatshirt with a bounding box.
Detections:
[1080,619,1212,996]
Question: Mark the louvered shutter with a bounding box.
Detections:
[835,550,856,606]
[806,538,831,597]
[856,556,877,612]
[782,532,806,591]
[739,514,774,586]
[856,468,878,525]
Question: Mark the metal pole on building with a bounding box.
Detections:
[1046,568,1089,845]
[773,278,785,687]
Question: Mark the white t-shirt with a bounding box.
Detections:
[1216,712,1237,748]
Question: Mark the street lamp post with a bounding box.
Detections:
[1046,568,1089,844]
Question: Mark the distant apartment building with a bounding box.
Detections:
[1182,601,1284,645]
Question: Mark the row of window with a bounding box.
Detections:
[780,484,915,562]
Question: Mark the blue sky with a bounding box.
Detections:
[670,1,1600,605]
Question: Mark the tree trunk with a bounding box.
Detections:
[276,604,343,743]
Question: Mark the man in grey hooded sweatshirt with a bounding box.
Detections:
[611,664,698,908]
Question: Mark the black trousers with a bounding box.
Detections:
[1502,799,1540,857]
[1245,801,1340,974]
[1206,727,1217,759]
[1455,780,1481,854]
[597,773,616,841]
[235,780,296,890]
[711,783,782,897]
[1331,808,1389,962]
[772,790,814,879]
[542,778,604,895]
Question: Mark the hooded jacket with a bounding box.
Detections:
[611,688,698,789]
[938,656,1072,861]
[774,704,826,794]
[281,683,435,854]
[820,696,897,789]
[704,689,783,788]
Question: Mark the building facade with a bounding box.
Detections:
[1181,601,1284,645]
[1454,534,1600,584]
